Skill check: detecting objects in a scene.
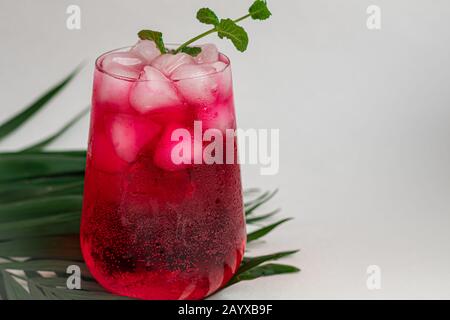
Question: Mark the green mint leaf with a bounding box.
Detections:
[249,0,272,20]
[138,30,166,54]
[196,8,220,26]
[181,46,202,57]
[217,19,249,52]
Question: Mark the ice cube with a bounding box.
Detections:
[151,53,195,76]
[210,61,227,72]
[95,52,146,110]
[129,66,183,114]
[153,124,203,171]
[171,63,217,80]
[102,52,145,79]
[196,102,235,132]
[94,69,133,112]
[111,115,161,163]
[91,114,161,172]
[171,64,219,105]
[195,44,219,64]
[130,40,161,64]
[209,62,232,102]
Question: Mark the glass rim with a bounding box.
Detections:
[95,44,231,82]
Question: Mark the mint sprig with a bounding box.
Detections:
[176,0,271,53]
[137,0,271,56]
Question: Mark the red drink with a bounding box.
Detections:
[80,42,246,300]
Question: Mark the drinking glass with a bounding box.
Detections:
[80,46,246,300]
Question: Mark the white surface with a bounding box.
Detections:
[1,0,450,299]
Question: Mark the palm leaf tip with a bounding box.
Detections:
[237,250,299,275]
[0,65,83,142]
[226,250,300,287]
[246,217,293,243]
[245,208,280,224]
[245,188,279,216]
[227,263,300,286]
[21,105,90,152]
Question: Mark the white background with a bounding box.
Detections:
[1,0,450,299]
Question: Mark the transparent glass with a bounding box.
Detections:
[80,47,246,300]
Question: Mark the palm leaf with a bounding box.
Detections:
[247,218,292,243]
[1,271,31,300]
[245,189,278,216]
[0,177,84,204]
[21,106,90,152]
[245,208,280,224]
[2,272,127,300]
[0,211,80,241]
[0,235,83,260]
[237,250,299,275]
[0,152,86,183]
[243,188,260,196]
[226,263,300,286]
[0,195,82,223]
[0,259,91,277]
[43,150,87,157]
[225,250,299,287]
[0,66,82,142]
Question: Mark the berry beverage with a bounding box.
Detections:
[80,41,246,300]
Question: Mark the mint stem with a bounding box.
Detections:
[174,29,217,54]
[174,13,252,53]
[233,13,251,23]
